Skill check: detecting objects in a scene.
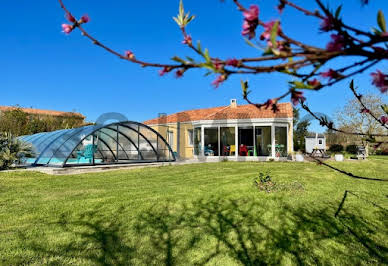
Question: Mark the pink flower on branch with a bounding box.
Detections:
[66,13,76,23]
[360,108,370,113]
[182,35,192,45]
[61,24,73,34]
[80,14,90,24]
[225,58,239,67]
[260,20,281,41]
[124,50,135,59]
[159,66,171,76]
[381,116,388,124]
[326,34,345,52]
[263,99,274,109]
[291,90,306,106]
[175,69,184,78]
[320,16,335,32]
[307,79,321,88]
[241,5,259,39]
[371,70,388,93]
[321,69,340,81]
[212,75,226,88]
[212,58,224,71]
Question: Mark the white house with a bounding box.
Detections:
[305,133,326,154]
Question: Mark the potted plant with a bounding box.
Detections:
[295,151,304,162]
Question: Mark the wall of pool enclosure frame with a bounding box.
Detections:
[18,121,176,168]
[193,124,289,158]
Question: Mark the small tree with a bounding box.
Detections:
[0,133,34,170]
[293,108,310,152]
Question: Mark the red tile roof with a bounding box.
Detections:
[144,102,293,125]
[0,106,85,119]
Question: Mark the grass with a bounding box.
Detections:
[0,159,387,265]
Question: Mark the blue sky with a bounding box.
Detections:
[1,0,387,131]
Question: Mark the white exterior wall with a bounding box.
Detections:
[305,137,326,153]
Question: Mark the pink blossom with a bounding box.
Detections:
[326,34,345,52]
[381,116,388,124]
[66,13,76,23]
[175,69,184,78]
[212,58,224,71]
[182,35,192,45]
[307,79,321,88]
[159,67,171,76]
[124,50,135,59]
[291,90,306,106]
[243,5,259,21]
[320,16,335,32]
[260,20,281,41]
[242,5,259,39]
[263,99,273,109]
[225,58,239,67]
[360,108,370,113]
[371,70,388,93]
[61,24,73,34]
[81,14,90,23]
[212,75,226,88]
[321,69,340,81]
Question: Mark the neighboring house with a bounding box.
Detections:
[0,106,85,121]
[144,100,293,161]
[305,133,326,154]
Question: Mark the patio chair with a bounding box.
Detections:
[204,146,214,156]
[230,145,236,156]
[77,144,97,163]
[239,145,248,156]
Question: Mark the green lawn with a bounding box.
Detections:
[0,159,387,265]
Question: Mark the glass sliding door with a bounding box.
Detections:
[204,128,219,156]
[238,127,254,156]
[220,127,235,156]
[275,126,288,157]
[255,126,272,156]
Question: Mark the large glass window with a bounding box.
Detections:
[238,127,253,156]
[193,127,201,155]
[255,126,272,156]
[275,126,288,157]
[204,128,219,156]
[220,127,235,156]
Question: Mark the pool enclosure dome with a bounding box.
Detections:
[18,121,175,167]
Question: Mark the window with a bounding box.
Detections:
[167,131,174,148]
[187,129,194,146]
[319,139,323,145]
[204,128,219,156]
[194,128,201,155]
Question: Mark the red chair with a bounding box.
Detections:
[239,145,248,156]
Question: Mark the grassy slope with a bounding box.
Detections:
[0,159,387,265]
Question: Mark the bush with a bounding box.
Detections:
[329,144,344,152]
[375,149,388,155]
[0,132,34,170]
[346,144,358,154]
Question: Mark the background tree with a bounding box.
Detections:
[335,93,387,155]
[293,108,310,152]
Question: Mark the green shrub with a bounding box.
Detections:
[346,144,358,154]
[329,144,344,152]
[0,133,34,170]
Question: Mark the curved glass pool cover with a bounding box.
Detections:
[18,121,175,167]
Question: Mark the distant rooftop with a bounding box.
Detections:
[0,106,85,119]
[306,133,325,138]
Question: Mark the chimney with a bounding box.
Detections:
[230,99,237,108]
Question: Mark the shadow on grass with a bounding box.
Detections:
[17,206,134,265]
[15,197,387,265]
[134,196,388,265]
